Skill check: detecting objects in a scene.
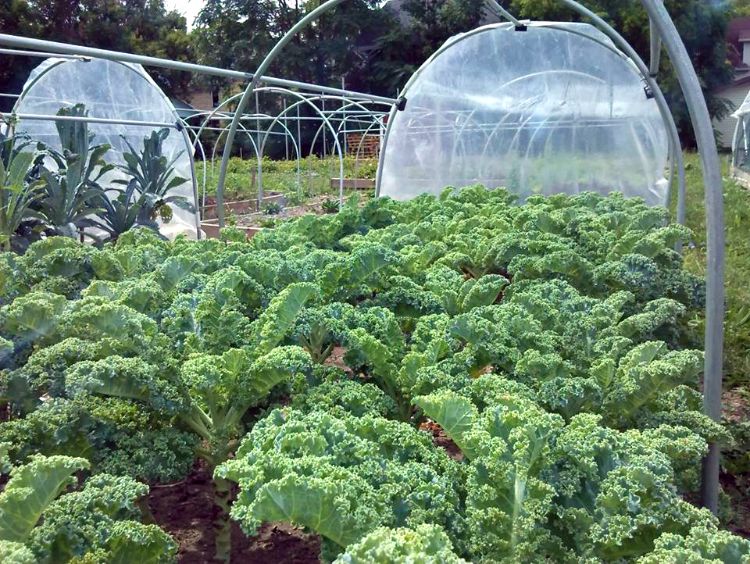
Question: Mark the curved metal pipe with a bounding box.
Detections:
[253,90,345,203]
[557,0,686,224]
[215,0,349,226]
[638,0,724,514]
[12,56,202,237]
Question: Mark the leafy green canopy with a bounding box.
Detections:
[0,450,176,563]
[0,187,745,562]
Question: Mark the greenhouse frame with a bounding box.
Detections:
[0,0,727,514]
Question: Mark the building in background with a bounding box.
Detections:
[714,17,750,149]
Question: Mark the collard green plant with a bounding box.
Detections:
[36,104,113,238]
[115,128,193,226]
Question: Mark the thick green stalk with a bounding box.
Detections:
[179,408,213,442]
[213,474,233,563]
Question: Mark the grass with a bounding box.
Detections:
[194,155,378,205]
[679,152,750,391]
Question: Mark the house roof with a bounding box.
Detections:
[169,97,200,120]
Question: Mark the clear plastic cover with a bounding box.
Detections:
[379,22,670,205]
[733,90,750,119]
[732,93,750,172]
[14,58,198,237]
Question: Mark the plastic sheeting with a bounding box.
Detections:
[379,22,670,205]
[733,89,750,119]
[732,90,750,172]
[13,58,198,236]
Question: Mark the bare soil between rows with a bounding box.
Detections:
[147,461,321,563]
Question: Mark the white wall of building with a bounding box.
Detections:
[714,83,750,149]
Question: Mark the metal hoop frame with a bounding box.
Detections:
[0,0,726,513]
[7,56,202,238]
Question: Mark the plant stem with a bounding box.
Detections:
[213,474,233,563]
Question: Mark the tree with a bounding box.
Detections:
[192,0,393,157]
[193,0,392,92]
[365,0,733,145]
[732,0,750,17]
[364,0,490,96]
[0,0,193,112]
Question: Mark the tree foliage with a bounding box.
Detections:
[0,0,193,110]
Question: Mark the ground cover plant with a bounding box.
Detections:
[678,152,750,536]
[0,185,748,562]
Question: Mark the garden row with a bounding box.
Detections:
[0,187,748,563]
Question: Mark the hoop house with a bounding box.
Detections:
[12,57,199,236]
[732,91,750,176]
[377,22,670,205]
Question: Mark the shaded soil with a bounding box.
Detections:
[722,388,750,539]
[323,346,353,375]
[419,420,464,461]
[148,462,320,563]
[721,470,750,538]
[724,387,750,424]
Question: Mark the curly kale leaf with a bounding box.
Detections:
[217,409,463,560]
[334,525,467,564]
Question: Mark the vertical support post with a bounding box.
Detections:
[558,0,686,224]
[341,77,348,157]
[322,96,327,157]
[297,102,302,195]
[283,98,289,160]
[648,0,663,76]
[179,125,203,239]
[255,91,263,204]
[640,0,725,514]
